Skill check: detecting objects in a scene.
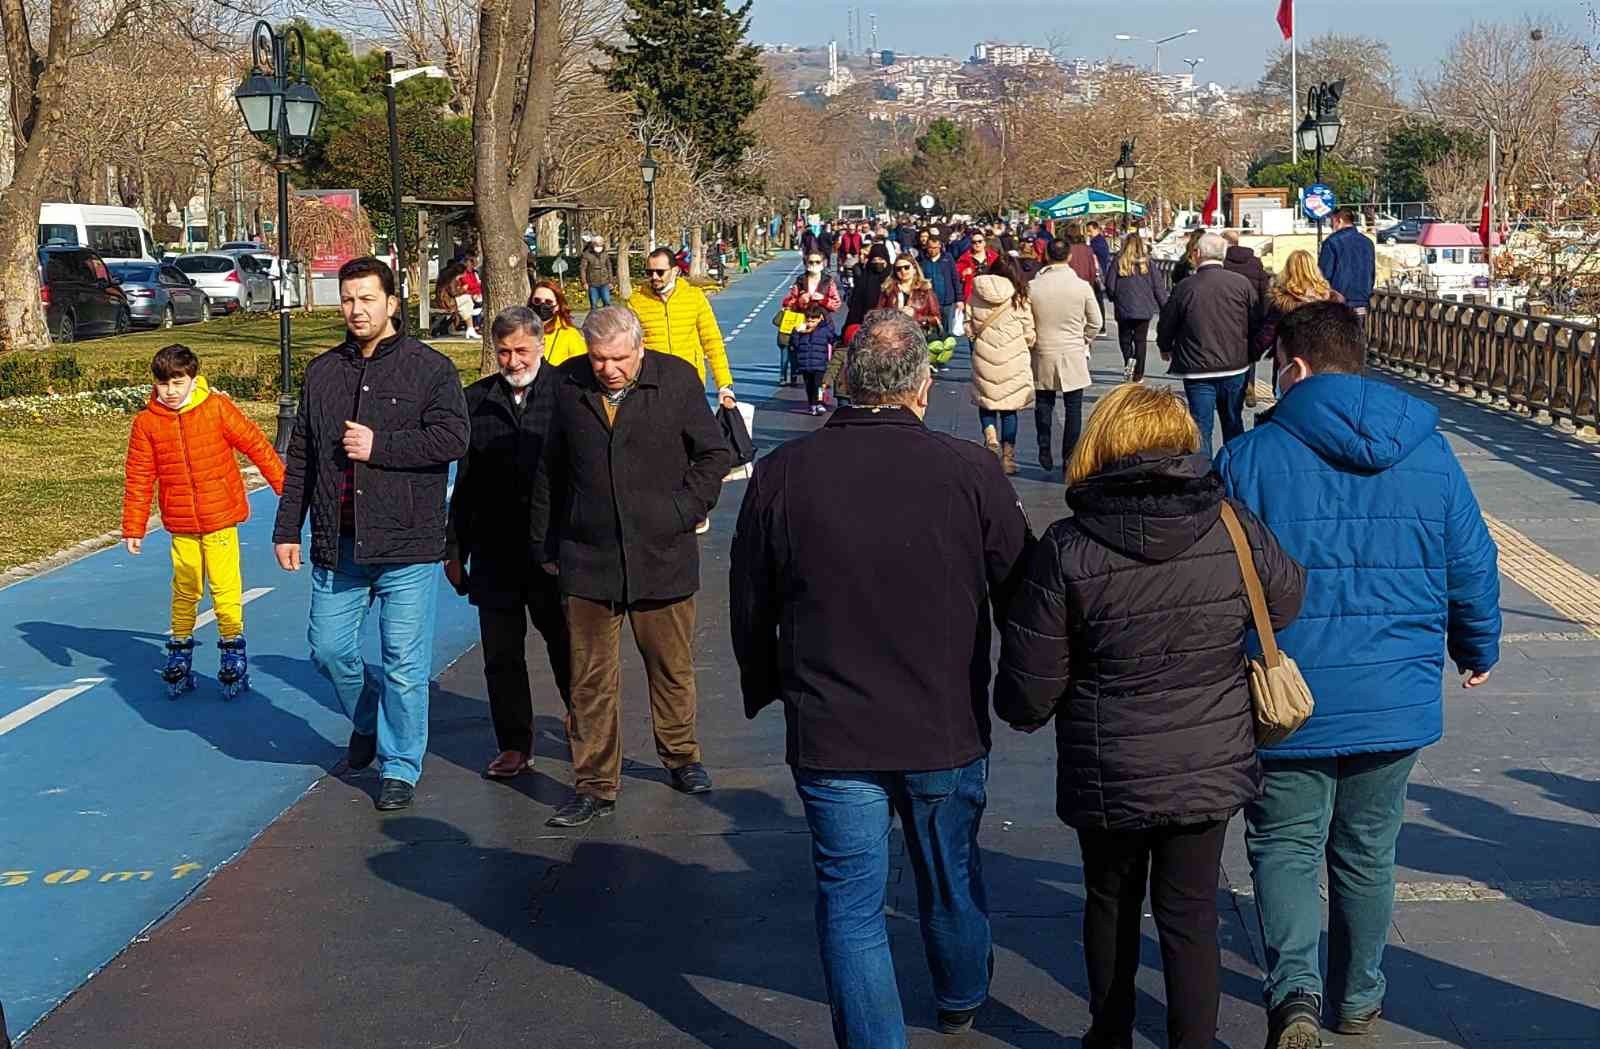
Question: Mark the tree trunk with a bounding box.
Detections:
[690,225,706,279]
[0,185,52,350]
[615,238,632,300]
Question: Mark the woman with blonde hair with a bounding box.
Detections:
[1256,249,1343,364]
[996,383,1304,1049]
[527,279,587,365]
[1103,231,1169,383]
[1168,228,1206,284]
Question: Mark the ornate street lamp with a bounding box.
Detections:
[640,144,659,251]
[235,21,323,454]
[1114,139,1137,235]
[1301,80,1345,246]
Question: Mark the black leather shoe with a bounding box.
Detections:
[937,1006,979,1035]
[375,778,414,811]
[1038,446,1053,472]
[1330,1007,1381,1035]
[546,794,615,827]
[670,762,713,794]
[341,730,377,773]
[1265,991,1322,1049]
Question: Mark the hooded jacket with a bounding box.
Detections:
[1224,244,1272,306]
[843,243,893,332]
[1214,374,1501,759]
[996,451,1305,830]
[967,274,1036,411]
[1254,282,1343,360]
[122,377,285,539]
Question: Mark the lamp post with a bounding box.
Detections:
[1114,140,1137,236]
[640,144,658,251]
[1297,79,1344,246]
[235,21,323,455]
[383,56,448,305]
[1114,27,1197,74]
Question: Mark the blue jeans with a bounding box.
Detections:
[587,284,612,310]
[308,539,440,785]
[978,409,1018,445]
[1245,750,1420,1020]
[1182,374,1248,460]
[794,756,992,1049]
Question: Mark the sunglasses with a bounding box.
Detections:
[894,264,915,272]
[646,268,670,276]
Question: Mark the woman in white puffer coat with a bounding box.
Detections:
[968,252,1036,475]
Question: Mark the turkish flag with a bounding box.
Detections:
[1202,178,1221,226]
[1277,0,1293,39]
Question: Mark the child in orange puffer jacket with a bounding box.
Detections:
[121,344,285,697]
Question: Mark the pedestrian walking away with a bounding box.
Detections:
[271,256,470,813]
[1255,250,1343,399]
[1317,208,1376,316]
[580,235,616,311]
[997,383,1304,1049]
[1087,221,1112,333]
[1222,230,1271,405]
[121,343,285,699]
[1214,302,1500,1049]
[446,306,574,782]
[967,253,1037,475]
[732,308,1032,1049]
[1103,231,1167,384]
[1028,239,1102,474]
[1156,233,1260,459]
[1168,229,1206,285]
[534,307,733,828]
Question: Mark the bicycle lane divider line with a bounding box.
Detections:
[0,678,106,737]
[192,587,273,631]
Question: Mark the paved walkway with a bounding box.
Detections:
[12,257,1600,1047]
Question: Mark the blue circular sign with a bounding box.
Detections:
[1303,183,1337,222]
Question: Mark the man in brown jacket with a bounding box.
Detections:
[580,235,615,311]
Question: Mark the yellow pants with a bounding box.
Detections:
[170,527,244,640]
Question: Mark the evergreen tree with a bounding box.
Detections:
[600,0,767,175]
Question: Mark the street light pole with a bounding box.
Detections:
[236,22,323,454]
[383,52,406,306]
[1297,80,1344,248]
[1115,28,1198,75]
[639,144,658,252]
[1114,140,1136,237]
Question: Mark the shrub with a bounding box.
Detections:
[0,354,49,398]
[48,354,83,393]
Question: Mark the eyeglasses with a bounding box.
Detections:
[646,268,670,276]
[894,265,915,273]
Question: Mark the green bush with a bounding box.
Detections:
[48,354,83,392]
[0,354,48,398]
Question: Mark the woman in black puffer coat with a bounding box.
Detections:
[995,383,1304,1049]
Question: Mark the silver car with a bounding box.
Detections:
[170,252,274,316]
[106,261,210,328]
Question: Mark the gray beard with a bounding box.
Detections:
[501,362,539,389]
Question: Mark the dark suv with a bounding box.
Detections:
[39,246,131,342]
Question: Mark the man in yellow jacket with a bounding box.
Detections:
[628,247,737,410]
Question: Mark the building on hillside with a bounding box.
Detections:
[972,41,1055,66]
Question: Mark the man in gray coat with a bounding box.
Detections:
[1028,239,1102,474]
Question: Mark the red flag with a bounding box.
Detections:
[1276,0,1293,39]
[1477,179,1492,247]
[1202,176,1221,226]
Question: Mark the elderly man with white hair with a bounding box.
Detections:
[1155,231,1261,458]
[533,305,733,827]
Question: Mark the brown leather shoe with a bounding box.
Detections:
[485,750,531,779]
[1001,442,1018,476]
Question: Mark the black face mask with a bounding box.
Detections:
[530,301,556,321]
[871,262,888,274]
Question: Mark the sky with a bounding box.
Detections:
[747,0,1585,90]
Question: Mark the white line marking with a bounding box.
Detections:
[193,587,273,631]
[0,678,107,736]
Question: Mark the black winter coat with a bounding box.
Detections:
[1156,264,1261,376]
[731,407,1033,772]
[994,451,1305,831]
[536,351,733,604]
[446,369,560,607]
[1224,245,1272,307]
[1103,254,1169,322]
[273,332,469,569]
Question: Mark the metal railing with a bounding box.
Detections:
[1368,291,1600,440]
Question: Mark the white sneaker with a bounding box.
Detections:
[695,519,711,535]
[1122,358,1136,384]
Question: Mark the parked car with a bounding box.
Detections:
[217,240,268,254]
[170,252,274,315]
[106,261,210,329]
[39,246,131,343]
[1377,217,1440,244]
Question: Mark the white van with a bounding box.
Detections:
[38,203,160,262]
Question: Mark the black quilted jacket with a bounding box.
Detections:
[994,450,1305,831]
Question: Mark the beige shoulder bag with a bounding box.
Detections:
[1218,502,1315,746]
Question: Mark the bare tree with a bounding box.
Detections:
[471,0,561,374]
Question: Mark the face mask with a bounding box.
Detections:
[531,301,556,321]
[1274,360,1301,399]
[806,263,823,275]
[871,261,888,273]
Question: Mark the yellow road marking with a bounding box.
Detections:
[1483,514,1600,640]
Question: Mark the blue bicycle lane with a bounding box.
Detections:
[0,254,800,1037]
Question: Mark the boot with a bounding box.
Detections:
[1001,442,1018,476]
[983,424,1000,455]
[1039,444,1054,472]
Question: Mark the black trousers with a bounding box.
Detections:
[1034,388,1084,464]
[1118,318,1151,380]
[803,371,824,405]
[1077,819,1229,1049]
[478,577,572,755]
[1094,285,1107,331]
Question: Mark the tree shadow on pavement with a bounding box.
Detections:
[15,620,338,770]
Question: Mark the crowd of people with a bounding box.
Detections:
[116,204,1486,1049]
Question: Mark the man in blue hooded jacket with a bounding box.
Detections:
[1214,301,1500,1049]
